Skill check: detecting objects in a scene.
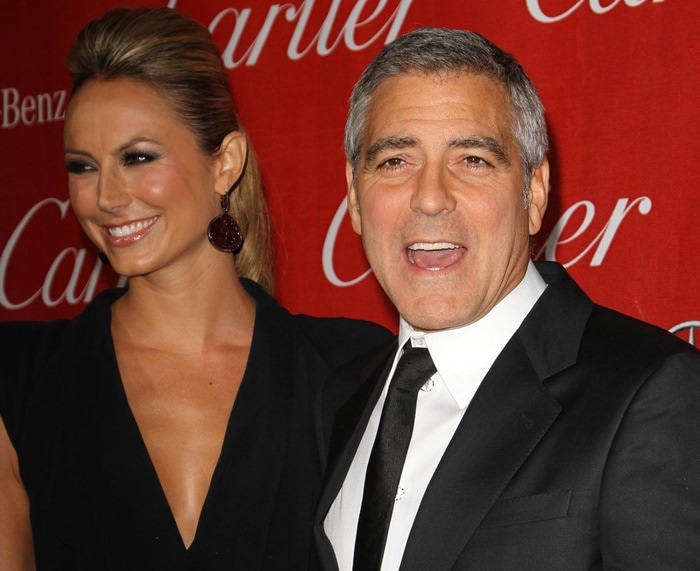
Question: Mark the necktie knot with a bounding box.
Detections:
[390,345,437,394]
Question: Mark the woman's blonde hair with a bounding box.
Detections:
[66,7,274,292]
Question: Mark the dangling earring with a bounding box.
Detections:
[207,191,244,253]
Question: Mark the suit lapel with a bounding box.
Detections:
[400,336,561,571]
[317,340,397,516]
[399,262,593,570]
[314,340,397,569]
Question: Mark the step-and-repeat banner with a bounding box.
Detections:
[0,0,697,343]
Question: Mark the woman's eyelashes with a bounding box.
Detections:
[65,159,95,174]
[121,150,161,166]
[65,149,161,174]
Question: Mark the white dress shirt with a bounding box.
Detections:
[324,262,547,570]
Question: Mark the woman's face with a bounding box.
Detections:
[63,78,238,280]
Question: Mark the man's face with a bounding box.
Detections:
[347,72,549,332]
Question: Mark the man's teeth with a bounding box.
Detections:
[408,242,460,251]
[407,242,461,266]
[108,217,156,237]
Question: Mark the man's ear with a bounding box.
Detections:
[527,157,550,236]
[346,162,362,235]
[214,131,247,196]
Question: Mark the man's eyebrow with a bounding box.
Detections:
[449,136,511,166]
[363,136,418,167]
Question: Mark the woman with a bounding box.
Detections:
[0,7,389,570]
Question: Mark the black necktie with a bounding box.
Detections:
[353,344,437,571]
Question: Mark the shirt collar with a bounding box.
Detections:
[397,261,547,409]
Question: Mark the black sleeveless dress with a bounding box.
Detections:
[0,279,390,570]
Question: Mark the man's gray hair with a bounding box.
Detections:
[345,27,548,185]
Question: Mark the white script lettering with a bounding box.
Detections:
[534,196,652,266]
[322,198,372,287]
[0,198,125,310]
[527,0,665,23]
[168,0,413,67]
[1,88,67,128]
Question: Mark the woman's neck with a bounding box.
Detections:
[111,259,256,353]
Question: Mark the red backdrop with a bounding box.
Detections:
[0,0,697,343]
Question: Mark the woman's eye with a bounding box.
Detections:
[122,151,158,166]
[65,160,95,174]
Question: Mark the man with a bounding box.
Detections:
[314,28,700,570]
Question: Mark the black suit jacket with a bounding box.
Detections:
[314,262,700,570]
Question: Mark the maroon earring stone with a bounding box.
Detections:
[207,193,244,253]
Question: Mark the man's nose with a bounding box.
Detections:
[409,162,457,216]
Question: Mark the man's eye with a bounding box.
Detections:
[461,155,495,173]
[65,160,95,174]
[378,157,406,170]
[122,151,158,166]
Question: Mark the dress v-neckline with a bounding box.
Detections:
[105,326,243,552]
[67,283,294,567]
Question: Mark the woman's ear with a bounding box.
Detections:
[214,131,247,196]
